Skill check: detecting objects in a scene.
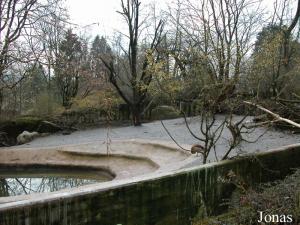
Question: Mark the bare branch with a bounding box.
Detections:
[244,101,300,129]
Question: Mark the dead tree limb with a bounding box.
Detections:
[276,98,300,104]
[244,101,300,129]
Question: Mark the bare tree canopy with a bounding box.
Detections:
[0,0,38,113]
[101,0,165,126]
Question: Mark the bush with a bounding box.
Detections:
[26,93,63,117]
[151,105,180,120]
[193,169,300,225]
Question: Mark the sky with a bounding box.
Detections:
[65,0,294,40]
[65,0,170,38]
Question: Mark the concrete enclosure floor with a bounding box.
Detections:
[14,116,300,164]
[0,116,299,203]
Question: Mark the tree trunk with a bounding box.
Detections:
[47,64,51,114]
[131,105,142,126]
[0,89,3,117]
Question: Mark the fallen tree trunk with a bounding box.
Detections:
[244,101,300,129]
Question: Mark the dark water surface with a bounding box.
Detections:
[0,168,112,197]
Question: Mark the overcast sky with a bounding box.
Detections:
[65,0,292,40]
[65,0,170,37]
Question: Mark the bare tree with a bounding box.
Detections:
[28,0,68,112]
[162,105,257,164]
[167,0,263,83]
[101,0,164,126]
[0,0,39,114]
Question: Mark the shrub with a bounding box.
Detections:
[151,105,180,120]
[193,169,300,225]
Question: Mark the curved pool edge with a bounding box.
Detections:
[0,143,299,219]
[0,139,194,204]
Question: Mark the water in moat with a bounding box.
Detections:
[0,168,112,197]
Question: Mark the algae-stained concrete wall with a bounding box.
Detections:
[1,144,300,225]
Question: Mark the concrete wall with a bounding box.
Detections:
[1,144,300,225]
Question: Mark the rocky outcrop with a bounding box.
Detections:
[0,117,63,146]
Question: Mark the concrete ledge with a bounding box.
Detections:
[0,143,299,224]
[59,150,160,169]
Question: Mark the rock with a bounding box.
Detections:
[0,117,42,145]
[0,118,63,146]
[37,121,62,133]
[0,117,42,139]
[17,131,40,145]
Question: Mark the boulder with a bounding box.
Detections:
[0,117,42,139]
[0,117,42,145]
[17,131,40,145]
[0,118,62,146]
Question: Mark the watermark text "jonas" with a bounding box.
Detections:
[258,211,293,223]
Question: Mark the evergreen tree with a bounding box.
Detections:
[25,63,47,99]
[55,29,83,107]
[90,35,111,80]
